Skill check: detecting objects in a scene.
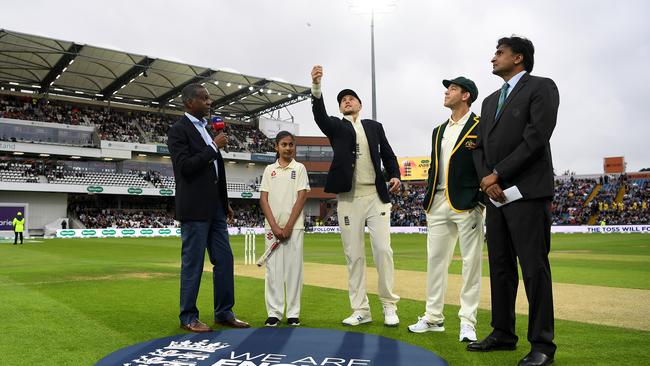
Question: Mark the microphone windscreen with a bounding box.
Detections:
[211,116,225,131]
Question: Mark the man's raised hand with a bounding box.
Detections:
[311,65,323,84]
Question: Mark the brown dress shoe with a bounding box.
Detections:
[181,320,212,333]
[215,318,250,328]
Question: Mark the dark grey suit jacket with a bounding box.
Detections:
[473,73,560,200]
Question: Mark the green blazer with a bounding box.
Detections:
[423,113,481,212]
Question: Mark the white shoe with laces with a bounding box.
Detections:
[342,311,372,326]
[407,317,445,333]
[383,305,399,327]
[459,323,477,342]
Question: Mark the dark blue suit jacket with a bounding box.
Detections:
[167,115,228,221]
[311,95,400,203]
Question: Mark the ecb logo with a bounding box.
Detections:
[96,328,447,366]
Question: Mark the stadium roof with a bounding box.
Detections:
[0,29,310,120]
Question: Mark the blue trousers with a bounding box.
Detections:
[179,197,235,325]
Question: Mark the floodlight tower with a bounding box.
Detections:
[349,0,397,120]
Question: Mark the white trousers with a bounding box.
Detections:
[425,191,484,326]
[265,229,304,319]
[337,192,400,312]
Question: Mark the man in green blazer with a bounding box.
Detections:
[408,77,484,343]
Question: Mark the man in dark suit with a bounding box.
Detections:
[468,36,559,366]
[310,65,402,327]
[167,83,250,333]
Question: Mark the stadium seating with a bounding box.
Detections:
[391,184,427,226]
[47,169,150,187]
[0,161,41,183]
[591,176,650,225]
[552,178,598,225]
[76,208,176,229]
[0,93,276,152]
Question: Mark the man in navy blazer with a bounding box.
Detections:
[167,83,249,332]
[469,37,559,366]
[310,65,402,328]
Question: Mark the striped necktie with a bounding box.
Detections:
[495,82,510,118]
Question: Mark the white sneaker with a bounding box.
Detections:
[383,305,399,327]
[342,311,372,326]
[459,323,477,342]
[407,317,445,333]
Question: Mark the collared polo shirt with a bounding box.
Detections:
[437,110,471,191]
[260,159,310,229]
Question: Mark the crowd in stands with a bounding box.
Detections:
[1,93,276,151]
[551,178,597,225]
[76,208,176,228]
[69,200,266,229]
[0,160,45,183]
[1,94,92,125]
[315,184,428,227]
[391,184,427,226]
[590,175,650,225]
[224,124,276,153]
[230,201,265,227]
[69,195,175,229]
[3,158,642,228]
[63,172,650,229]
[135,113,170,144]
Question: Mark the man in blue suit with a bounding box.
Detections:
[167,83,249,332]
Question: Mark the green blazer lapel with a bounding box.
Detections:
[424,122,447,211]
[451,113,480,155]
[434,121,448,172]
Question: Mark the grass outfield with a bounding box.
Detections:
[0,233,648,365]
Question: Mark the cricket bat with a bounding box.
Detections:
[256,240,281,267]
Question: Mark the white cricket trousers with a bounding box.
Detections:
[337,192,400,312]
[425,191,484,326]
[265,229,304,319]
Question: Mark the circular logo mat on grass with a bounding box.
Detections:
[96,327,447,365]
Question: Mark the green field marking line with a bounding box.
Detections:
[234,262,650,331]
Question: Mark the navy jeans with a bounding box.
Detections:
[179,197,235,325]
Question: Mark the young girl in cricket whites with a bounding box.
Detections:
[259,131,310,327]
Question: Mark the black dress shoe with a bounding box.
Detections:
[466,335,516,352]
[518,351,553,366]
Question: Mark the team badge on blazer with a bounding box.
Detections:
[464,140,477,150]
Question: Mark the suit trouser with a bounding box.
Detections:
[425,191,484,326]
[179,196,235,325]
[337,192,400,312]
[265,229,304,319]
[486,198,556,356]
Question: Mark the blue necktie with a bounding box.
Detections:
[495,82,510,118]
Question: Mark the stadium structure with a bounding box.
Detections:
[1,29,648,240]
[0,29,323,239]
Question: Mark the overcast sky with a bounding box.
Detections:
[2,0,649,174]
